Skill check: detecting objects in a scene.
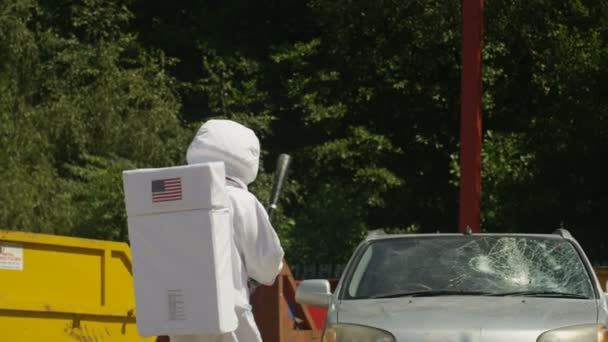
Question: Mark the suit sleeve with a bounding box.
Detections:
[233,196,284,285]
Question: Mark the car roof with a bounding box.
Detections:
[364,229,574,242]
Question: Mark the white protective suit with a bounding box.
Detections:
[170,120,285,342]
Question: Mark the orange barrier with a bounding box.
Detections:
[251,262,321,341]
[595,267,608,291]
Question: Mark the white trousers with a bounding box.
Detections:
[169,308,262,342]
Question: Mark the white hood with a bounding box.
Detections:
[336,297,599,342]
[187,120,260,185]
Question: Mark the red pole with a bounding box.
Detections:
[459,0,484,233]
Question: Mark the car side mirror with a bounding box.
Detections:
[296,279,332,308]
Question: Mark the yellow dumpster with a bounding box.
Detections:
[0,230,154,341]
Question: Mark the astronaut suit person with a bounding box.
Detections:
[170,119,285,342]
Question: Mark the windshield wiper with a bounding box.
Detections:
[490,290,590,299]
[370,290,492,299]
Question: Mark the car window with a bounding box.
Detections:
[348,244,373,295]
[344,236,595,299]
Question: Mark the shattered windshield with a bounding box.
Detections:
[344,236,595,299]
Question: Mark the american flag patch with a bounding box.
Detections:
[151,178,182,203]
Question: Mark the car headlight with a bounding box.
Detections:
[322,323,395,342]
[537,324,608,342]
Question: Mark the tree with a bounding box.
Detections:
[2,0,607,267]
[0,0,187,238]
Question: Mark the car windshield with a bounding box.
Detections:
[343,236,595,299]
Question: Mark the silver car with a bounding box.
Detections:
[296,229,608,341]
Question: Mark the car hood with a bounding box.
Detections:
[336,296,598,342]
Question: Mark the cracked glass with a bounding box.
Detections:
[345,236,595,299]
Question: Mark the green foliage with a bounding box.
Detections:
[1,0,607,266]
[289,182,369,264]
[451,131,537,231]
[63,155,136,240]
[188,48,275,136]
[0,0,185,238]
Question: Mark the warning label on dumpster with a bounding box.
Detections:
[0,243,23,271]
